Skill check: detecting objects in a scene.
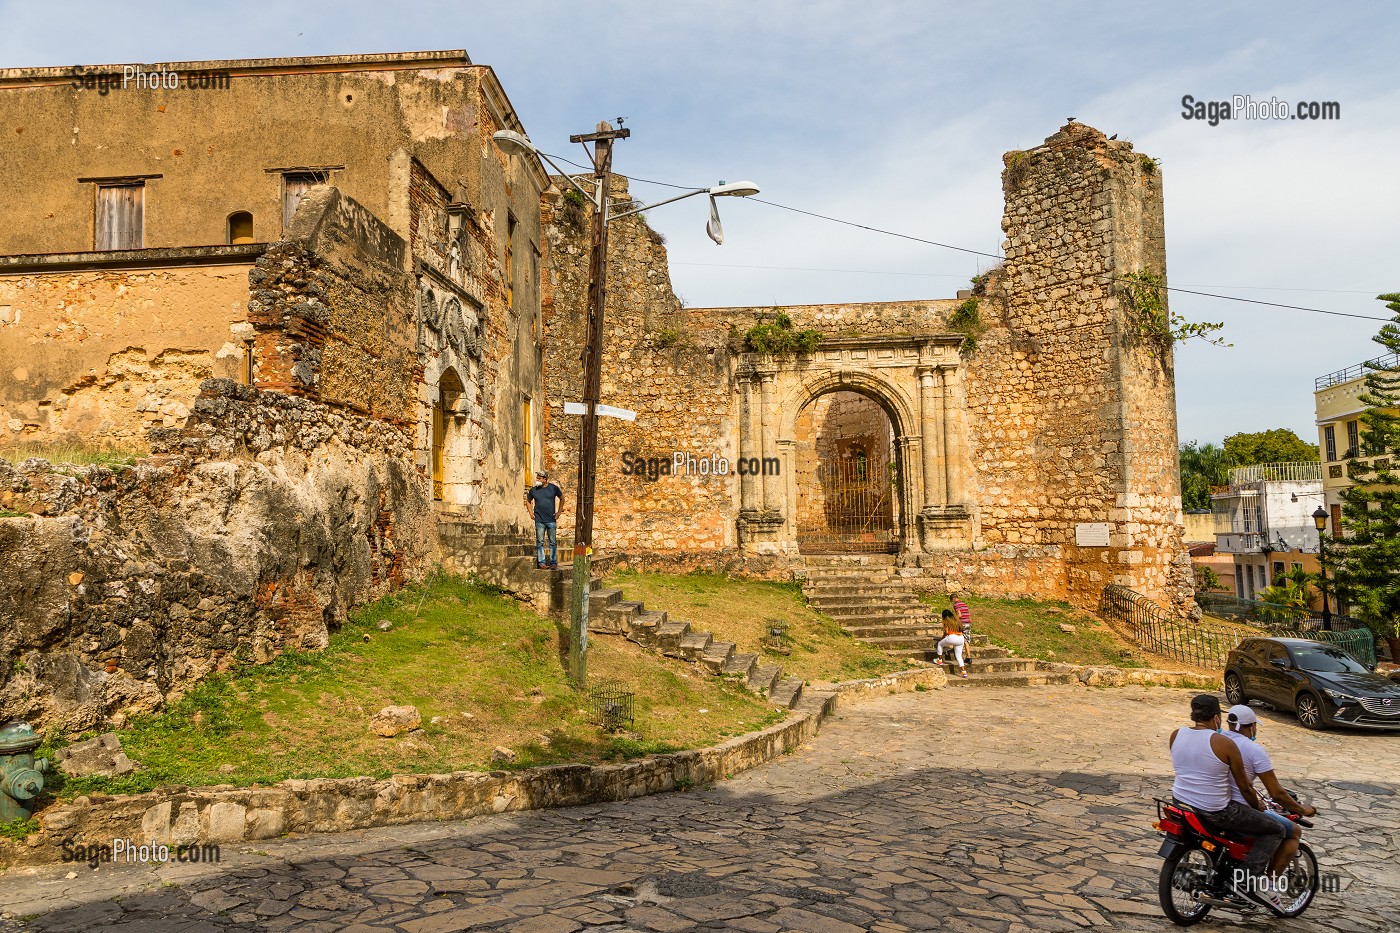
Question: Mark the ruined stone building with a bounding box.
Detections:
[542,122,1193,614]
[0,50,1192,733]
[0,52,549,727]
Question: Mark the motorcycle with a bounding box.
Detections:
[1153,798,1319,925]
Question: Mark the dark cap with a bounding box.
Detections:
[1190,694,1222,722]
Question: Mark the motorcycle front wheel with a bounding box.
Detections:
[1275,842,1320,918]
[1159,844,1213,926]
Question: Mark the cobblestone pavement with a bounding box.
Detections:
[1,685,1397,932]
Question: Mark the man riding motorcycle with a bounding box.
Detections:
[1168,694,1288,912]
[1224,704,1318,877]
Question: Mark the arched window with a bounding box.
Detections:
[227,211,254,245]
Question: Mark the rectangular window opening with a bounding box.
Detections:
[1323,425,1336,462]
[283,171,330,230]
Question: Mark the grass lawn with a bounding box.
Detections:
[1,441,143,469]
[45,577,783,798]
[603,571,904,683]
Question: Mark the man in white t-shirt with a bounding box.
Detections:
[1224,704,1317,877]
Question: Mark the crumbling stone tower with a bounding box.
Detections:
[984,121,1192,612]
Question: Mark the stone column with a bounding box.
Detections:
[738,373,758,511]
[918,365,946,507]
[896,434,920,547]
[941,363,963,507]
[759,369,782,513]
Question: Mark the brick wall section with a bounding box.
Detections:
[246,187,418,425]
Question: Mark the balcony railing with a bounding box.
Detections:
[1216,532,1263,553]
[1316,351,1400,391]
[1226,462,1323,485]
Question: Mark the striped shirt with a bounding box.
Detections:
[953,599,972,631]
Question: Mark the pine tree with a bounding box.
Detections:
[1329,293,1400,644]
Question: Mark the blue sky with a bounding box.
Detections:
[4,0,1397,447]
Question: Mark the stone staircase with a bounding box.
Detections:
[802,554,1076,688]
[586,583,813,710]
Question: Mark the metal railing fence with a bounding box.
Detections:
[1100,586,1377,669]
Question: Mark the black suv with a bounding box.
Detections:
[1223,637,1400,730]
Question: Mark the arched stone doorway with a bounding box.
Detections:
[432,367,468,503]
[794,390,901,554]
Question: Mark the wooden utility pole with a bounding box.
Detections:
[566,120,629,686]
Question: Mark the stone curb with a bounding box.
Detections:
[0,666,947,869]
[1040,661,1214,687]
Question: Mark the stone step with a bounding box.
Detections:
[700,641,736,673]
[858,634,951,649]
[814,606,939,623]
[598,600,642,635]
[677,630,713,661]
[802,555,899,567]
[844,623,946,640]
[806,595,928,610]
[654,619,688,654]
[768,677,805,709]
[931,657,1041,674]
[806,582,924,596]
[748,663,783,695]
[724,652,759,678]
[945,670,1079,688]
[590,588,623,609]
[626,607,663,645]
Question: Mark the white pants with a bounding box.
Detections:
[937,633,965,667]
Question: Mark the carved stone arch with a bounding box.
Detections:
[777,369,919,442]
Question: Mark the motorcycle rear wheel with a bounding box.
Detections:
[1159,844,1213,926]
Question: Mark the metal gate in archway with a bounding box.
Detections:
[796,449,900,554]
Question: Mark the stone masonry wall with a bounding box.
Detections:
[0,379,432,733]
[541,181,737,554]
[991,122,1190,611]
[540,126,1191,613]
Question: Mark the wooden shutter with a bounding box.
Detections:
[96,184,143,250]
[283,172,328,230]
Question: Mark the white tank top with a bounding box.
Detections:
[1171,727,1232,811]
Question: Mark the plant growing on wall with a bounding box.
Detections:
[947,297,987,355]
[1120,270,1228,354]
[1002,150,1032,190]
[743,310,822,355]
[1329,292,1400,649]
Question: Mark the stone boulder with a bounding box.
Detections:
[1077,666,1126,687]
[369,705,421,737]
[56,733,138,777]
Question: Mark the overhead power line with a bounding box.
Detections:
[540,153,1394,323]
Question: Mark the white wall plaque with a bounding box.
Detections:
[1075,522,1111,547]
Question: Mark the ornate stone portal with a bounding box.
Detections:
[736,335,971,560]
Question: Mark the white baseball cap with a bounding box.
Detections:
[1227,704,1258,727]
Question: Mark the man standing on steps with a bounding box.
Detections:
[526,471,564,570]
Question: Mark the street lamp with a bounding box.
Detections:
[493,124,758,686]
[1312,506,1332,630]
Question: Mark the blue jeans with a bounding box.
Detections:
[535,521,557,566]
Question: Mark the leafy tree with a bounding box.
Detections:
[1258,565,1317,610]
[1330,293,1400,642]
[1179,441,1233,511]
[1222,428,1319,466]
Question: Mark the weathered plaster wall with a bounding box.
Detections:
[0,380,431,732]
[0,262,254,445]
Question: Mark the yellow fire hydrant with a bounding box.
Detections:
[0,722,48,823]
